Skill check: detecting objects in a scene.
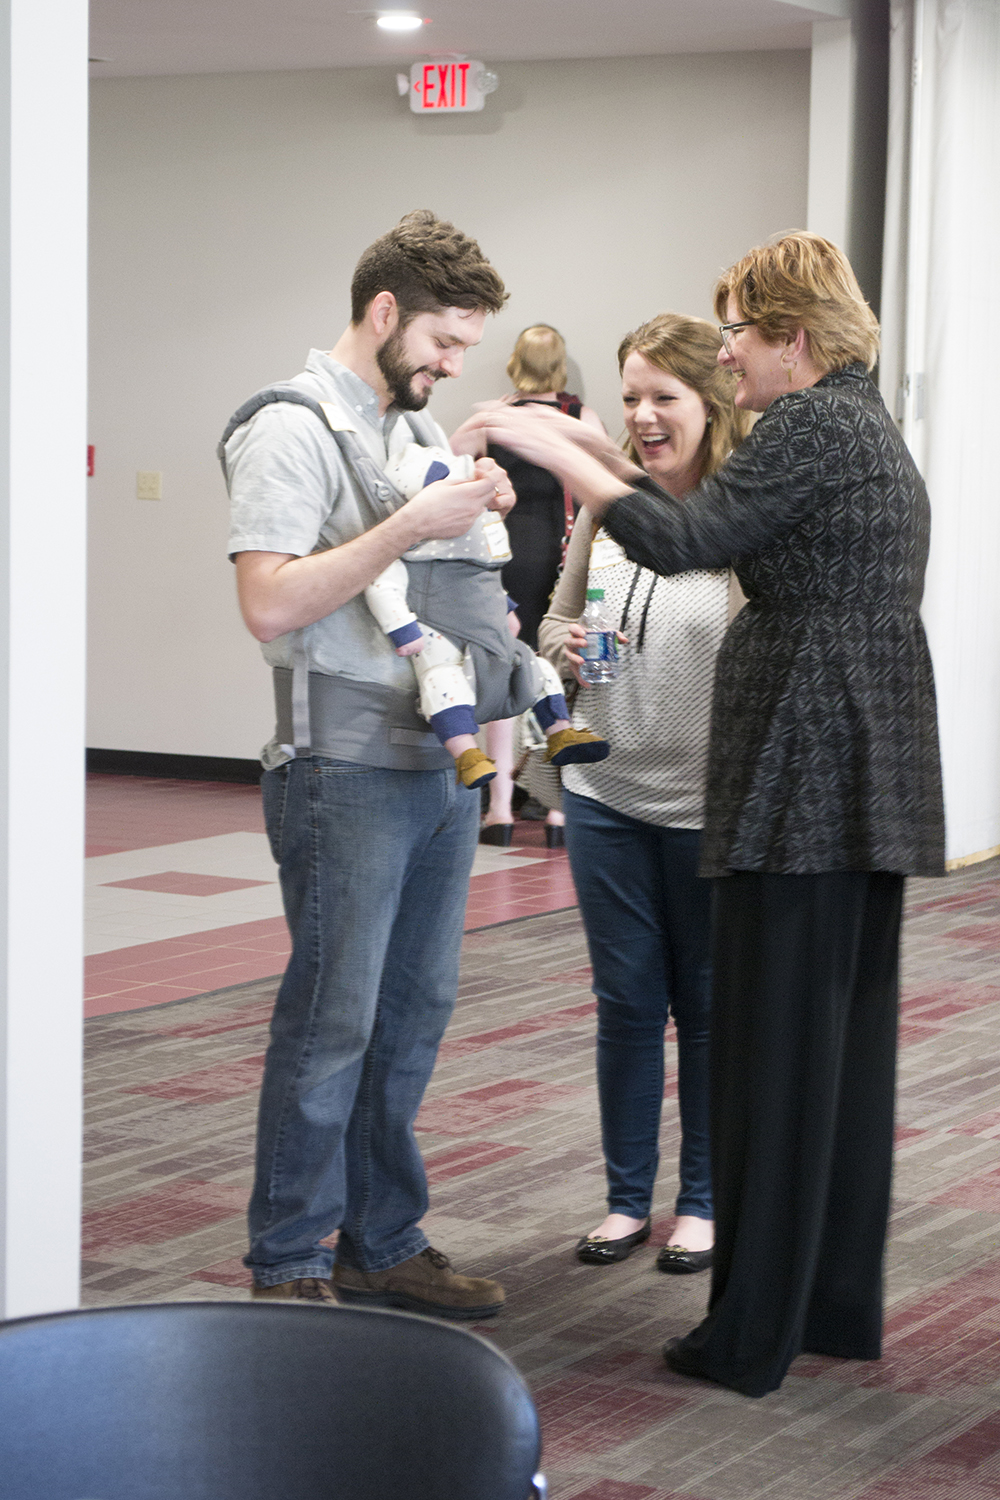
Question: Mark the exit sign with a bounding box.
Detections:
[409,60,487,113]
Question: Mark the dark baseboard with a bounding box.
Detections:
[87,748,261,784]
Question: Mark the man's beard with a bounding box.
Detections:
[376,326,440,411]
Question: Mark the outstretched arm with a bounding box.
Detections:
[461,391,843,579]
[453,404,641,518]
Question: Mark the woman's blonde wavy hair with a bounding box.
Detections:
[507,324,567,395]
[617,313,751,478]
[713,231,880,373]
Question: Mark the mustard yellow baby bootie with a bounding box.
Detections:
[544,727,610,767]
[455,748,497,789]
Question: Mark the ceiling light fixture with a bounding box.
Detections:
[376,13,426,31]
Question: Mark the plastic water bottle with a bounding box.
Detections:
[578,587,620,684]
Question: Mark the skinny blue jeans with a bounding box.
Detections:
[246,756,479,1286]
[563,789,713,1222]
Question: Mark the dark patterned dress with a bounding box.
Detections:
[603,364,945,876]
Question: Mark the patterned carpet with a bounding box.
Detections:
[82,860,1000,1499]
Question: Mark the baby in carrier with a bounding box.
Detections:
[365,444,611,789]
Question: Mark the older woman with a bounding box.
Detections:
[456,234,945,1397]
[538,315,748,1272]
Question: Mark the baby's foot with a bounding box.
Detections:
[544,727,610,767]
[455,748,497,789]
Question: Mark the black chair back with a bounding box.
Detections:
[0,1302,542,1499]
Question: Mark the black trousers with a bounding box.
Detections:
[675,870,905,1397]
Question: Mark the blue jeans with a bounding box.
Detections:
[246,756,479,1285]
[563,789,713,1222]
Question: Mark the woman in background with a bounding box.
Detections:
[494,325,604,647]
[480,325,603,846]
[539,315,748,1272]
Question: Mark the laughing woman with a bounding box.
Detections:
[537,315,749,1275]
[457,233,945,1397]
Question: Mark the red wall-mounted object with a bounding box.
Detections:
[87,445,94,477]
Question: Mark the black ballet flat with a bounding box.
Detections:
[656,1244,713,1275]
[575,1220,651,1265]
[545,824,565,849]
[479,823,514,847]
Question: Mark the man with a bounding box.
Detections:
[224,210,512,1315]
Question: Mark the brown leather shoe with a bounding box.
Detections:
[250,1277,338,1304]
[333,1247,505,1320]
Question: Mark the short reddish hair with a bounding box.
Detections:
[714,231,879,373]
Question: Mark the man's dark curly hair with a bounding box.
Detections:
[350,209,508,325]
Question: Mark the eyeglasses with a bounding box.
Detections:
[719,321,755,354]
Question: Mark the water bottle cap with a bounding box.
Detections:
[586,588,605,600]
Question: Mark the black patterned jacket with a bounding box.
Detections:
[603,364,945,877]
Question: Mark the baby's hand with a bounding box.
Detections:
[396,638,424,658]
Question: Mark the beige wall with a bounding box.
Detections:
[88,51,809,760]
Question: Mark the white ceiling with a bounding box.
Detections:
[89,0,845,78]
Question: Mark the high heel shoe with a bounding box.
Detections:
[545,824,565,849]
[479,822,513,847]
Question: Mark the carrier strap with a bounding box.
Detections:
[219,385,437,759]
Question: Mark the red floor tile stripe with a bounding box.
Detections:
[82,1180,247,1256]
[86,857,580,1018]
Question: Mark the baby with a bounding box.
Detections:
[365,444,610,788]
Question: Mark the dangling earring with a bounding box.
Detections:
[705,412,713,425]
[781,354,796,384]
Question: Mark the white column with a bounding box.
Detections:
[0,0,87,1317]
[807,19,856,250]
[900,0,1000,866]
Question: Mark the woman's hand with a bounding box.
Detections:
[454,405,645,523]
[450,403,509,458]
[563,622,590,685]
[460,404,589,468]
[564,622,629,686]
[455,401,652,524]
[482,404,638,471]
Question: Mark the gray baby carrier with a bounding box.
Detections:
[218,386,535,752]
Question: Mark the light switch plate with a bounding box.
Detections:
[136,470,162,500]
